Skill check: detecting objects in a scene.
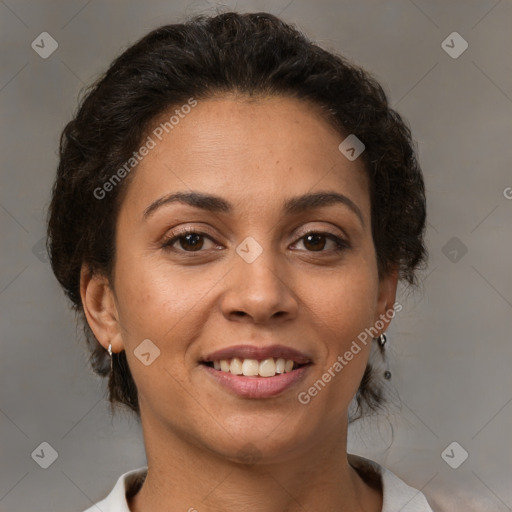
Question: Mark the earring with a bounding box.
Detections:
[108,343,113,372]
[377,333,392,380]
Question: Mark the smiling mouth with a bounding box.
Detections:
[201,357,311,378]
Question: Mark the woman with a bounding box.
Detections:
[47,11,432,512]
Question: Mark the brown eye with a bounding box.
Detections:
[303,233,327,251]
[162,229,218,252]
[293,231,349,253]
[176,233,204,251]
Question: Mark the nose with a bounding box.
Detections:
[220,247,299,325]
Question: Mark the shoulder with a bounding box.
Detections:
[348,453,435,512]
[82,467,148,512]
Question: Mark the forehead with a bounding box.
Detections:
[120,95,370,219]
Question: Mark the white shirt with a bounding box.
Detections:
[83,454,434,512]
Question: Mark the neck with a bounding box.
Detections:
[128,414,382,512]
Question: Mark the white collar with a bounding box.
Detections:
[83,454,434,512]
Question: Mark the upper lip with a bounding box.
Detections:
[201,344,312,365]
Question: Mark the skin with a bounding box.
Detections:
[81,94,398,512]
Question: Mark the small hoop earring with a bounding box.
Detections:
[376,333,392,380]
[108,344,113,372]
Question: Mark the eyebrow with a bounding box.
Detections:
[143,190,364,227]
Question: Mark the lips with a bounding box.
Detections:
[201,362,311,398]
[200,344,312,366]
[199,344,313,392]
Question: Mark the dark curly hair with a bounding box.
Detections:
[46,11,427,421]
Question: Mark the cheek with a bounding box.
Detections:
[307,262,378,346]
[300,252,378,396]
[313,288,375,384]
[111,255,204,408]
[112,248,221,352]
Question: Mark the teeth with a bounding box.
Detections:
[241,358,259,376]
[211,357,300,377]
[259,358,276,377]
[230,357,243,375]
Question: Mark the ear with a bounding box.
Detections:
[80,264,123,354]
[374,267,399,335]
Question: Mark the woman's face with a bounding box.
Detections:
[90,95,397,462]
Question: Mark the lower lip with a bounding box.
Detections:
[201,364,311,398]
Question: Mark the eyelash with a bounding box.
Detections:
[161,227,350,254]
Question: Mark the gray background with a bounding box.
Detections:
[1,0,511,511]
